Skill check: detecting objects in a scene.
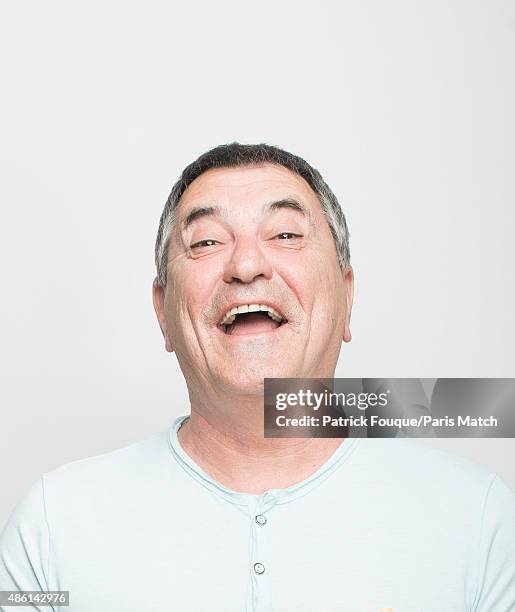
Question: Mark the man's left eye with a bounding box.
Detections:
[274,232,302,240]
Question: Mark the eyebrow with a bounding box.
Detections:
[181,205,223,230]
[263,197,309,217]
[180,197,310,230]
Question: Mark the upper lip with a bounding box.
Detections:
[217,300,288,326]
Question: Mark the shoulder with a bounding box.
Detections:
[351,437,514,513]
[356,437,499,485]
[41,426,177,504]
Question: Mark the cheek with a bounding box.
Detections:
[290,257,345,330]
[168,264,217,329]
[280,250,339,299]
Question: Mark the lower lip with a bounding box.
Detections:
[216,322,288,339]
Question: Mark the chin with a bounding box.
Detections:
[217,363,296,395]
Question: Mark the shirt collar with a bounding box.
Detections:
[168,415,361,510]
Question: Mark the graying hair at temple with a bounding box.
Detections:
[154,142,351,287]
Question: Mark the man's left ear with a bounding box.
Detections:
[342,265,354,343]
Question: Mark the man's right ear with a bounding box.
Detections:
[152,278,174,353]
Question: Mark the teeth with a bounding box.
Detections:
[219,303,285,326]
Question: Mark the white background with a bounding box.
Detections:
[0,0,514,527]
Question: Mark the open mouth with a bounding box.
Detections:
[217,304,288,336]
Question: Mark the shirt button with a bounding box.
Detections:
[253,562,265,575]
[255,514,267,526]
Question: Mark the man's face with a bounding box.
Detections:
[153,163,353,394]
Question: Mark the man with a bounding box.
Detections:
[1,143,514,611]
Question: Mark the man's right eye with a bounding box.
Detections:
[190,239,219,250]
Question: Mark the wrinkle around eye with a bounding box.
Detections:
[187,240,226,260]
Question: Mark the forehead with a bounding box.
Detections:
[177,163,322,216]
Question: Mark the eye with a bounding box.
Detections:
[274,232,303,240]
[190,239,219,250]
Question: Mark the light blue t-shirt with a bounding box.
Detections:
[1,415,514,611]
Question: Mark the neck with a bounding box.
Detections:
[177,383,345,494]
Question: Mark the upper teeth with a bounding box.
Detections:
[219,304,284,326]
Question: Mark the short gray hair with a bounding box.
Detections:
[154,142,350,287]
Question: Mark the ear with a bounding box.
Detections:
[342,265,354,343]
[152,278,174,353]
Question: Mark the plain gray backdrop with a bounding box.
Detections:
[1,1,514,527]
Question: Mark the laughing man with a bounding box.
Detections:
[1,143,514,611]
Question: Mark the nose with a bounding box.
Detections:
[222,235,273,284]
